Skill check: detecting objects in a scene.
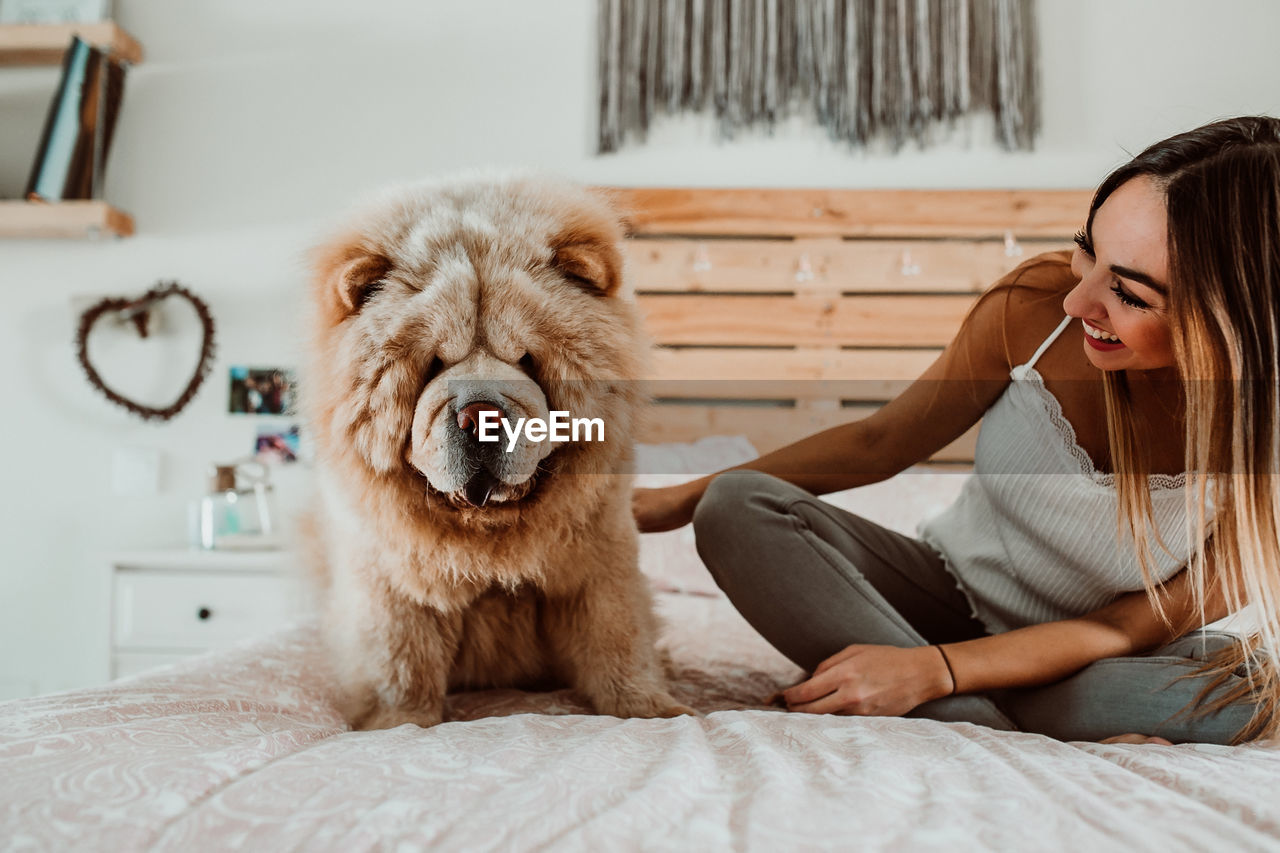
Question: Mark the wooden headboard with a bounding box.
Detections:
[611,188,1092,464]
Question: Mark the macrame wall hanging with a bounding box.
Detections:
[597,0,1040,154]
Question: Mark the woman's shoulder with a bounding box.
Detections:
[992,249,1077,300]
[962,250,1077,369]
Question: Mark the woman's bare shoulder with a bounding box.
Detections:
[969,250,1077,367]
[992,250,1076,306]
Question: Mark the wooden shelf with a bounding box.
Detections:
[0,200,134,238]
[0,23,143,238]
[0,21,143,66]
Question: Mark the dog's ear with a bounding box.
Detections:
[334,253,393,313]
[552,231,623,297]
[312,236,393,322]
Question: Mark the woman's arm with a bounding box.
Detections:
[782,556,1232,715]
[941,555,1231,696]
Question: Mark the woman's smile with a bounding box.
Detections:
[1081,319,1125,350]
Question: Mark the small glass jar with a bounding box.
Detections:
[195,461,278,550]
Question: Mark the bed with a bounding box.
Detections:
[5,188,1279,851]
[6,586,1280,850]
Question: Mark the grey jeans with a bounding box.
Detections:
[692,469,1260,744]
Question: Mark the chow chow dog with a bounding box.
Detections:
[300,173,692,730]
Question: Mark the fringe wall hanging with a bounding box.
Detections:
[596,0,1040,153]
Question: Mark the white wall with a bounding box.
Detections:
[1,0,1278,697]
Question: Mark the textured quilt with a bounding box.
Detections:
[4,590,1280,852]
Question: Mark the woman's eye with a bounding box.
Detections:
[1073,228,1095,257]
[1110,283,1149,310]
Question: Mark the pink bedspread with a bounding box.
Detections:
[4,592,1280,851]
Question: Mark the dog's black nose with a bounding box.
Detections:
[456,401,504,434]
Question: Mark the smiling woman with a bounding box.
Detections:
[1089,118,1280,743]
[634,115,1280,746]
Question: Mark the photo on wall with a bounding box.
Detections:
[228,366,296,416]
[254,422,301,465]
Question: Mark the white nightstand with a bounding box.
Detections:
[107,549,312,679]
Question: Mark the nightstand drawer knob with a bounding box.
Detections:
[197,607,212,621]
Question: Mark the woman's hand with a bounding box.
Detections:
[632,481,703,533]
[779,644,954,717]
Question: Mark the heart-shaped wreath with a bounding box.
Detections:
[75,281,217,422]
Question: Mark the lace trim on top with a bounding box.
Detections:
[1016,366,1188,492]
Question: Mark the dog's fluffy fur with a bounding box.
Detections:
[300,173,691,730]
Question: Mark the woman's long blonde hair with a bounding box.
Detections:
[1096,117,1280,743]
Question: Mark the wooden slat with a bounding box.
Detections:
[647,378,916,401]
[607,188,1092,239]
[625,237,1066,294]
[648,347,939,400]
[0,22,143,66]
[652,346,939,380]
[637,293,974,347]
[0,200,134,238]
[638,403,977,462]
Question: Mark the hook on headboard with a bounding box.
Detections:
[795,252,815,284]
[1004,229,1023,258]
[691,244,712,273]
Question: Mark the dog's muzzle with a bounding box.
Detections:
[454,400,505,506]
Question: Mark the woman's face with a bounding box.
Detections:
[1063,175,1175,371]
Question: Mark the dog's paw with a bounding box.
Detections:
[657,648,679,680]
[351,704,443,731]
[598,689,699,720]
[654,700,699,718]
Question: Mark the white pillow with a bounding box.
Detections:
[635,436,759,597]
[634,434,760,482]
[819,469,969,538]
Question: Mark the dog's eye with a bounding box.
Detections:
[352,279,385,313]
[518,353,537,375]
[560,272,596,291]
[424,356,444,385]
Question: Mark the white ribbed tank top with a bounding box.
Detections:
[918,316,1201,634]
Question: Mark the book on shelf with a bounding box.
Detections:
[24,34,127,203]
